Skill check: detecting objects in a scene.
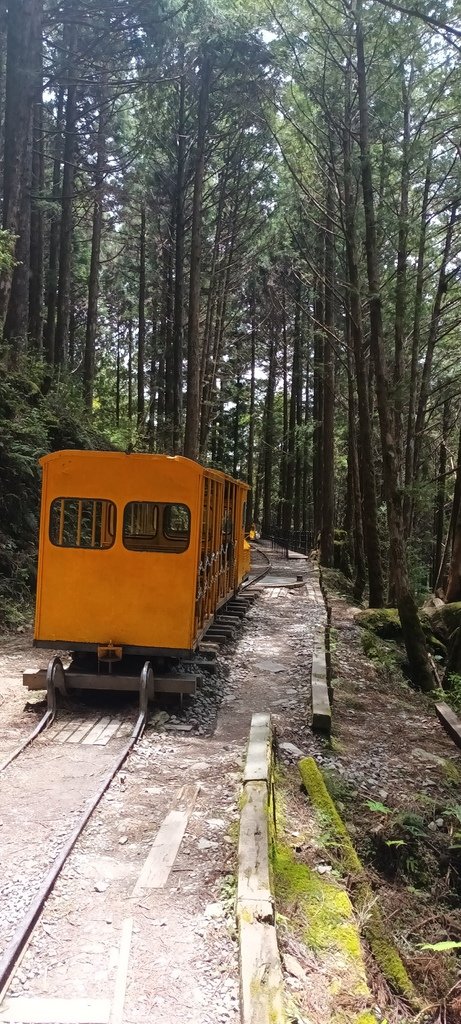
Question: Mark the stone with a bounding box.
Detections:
[279,742,305,758]
[204,902,224,919]
[284,953,308,982]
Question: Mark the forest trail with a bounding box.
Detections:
[1,552,460,1021]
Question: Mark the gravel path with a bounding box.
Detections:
[0,549,323,1024]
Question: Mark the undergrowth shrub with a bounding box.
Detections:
[0,362,113,629]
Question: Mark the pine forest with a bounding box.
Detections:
[1,0,461,691]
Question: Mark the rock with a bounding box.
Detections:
[94,881,109,892]
[198,838,218,851]
[164,722,193,732]
[436,818,444,828]
[355,607,402,639]
[428,821,437,832]
[204,902,224,919]
[284,953,308,982]
[279,742,305,758]
[412,748,445,766]
[119,836,128,845]
[255,660,286,673]
[429,602,461,642]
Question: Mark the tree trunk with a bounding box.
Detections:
[319,171,335,567]
[29,84,44,351]
[312,257,324,540]
[411,201,458,488]
[393,63,412,476]
[262,331,276,538]
[433,397,450,588]
[137,200,146,426]
[184,52,211,461]
[355,0,434,691]
[246,290,256,529]
[403,152,432,535]
[43,81,65,364]
[172,71,185,452]
[54,18,77,367]
[4,121,32,355]
[445,422,461,602]
[83,86,106,411]
[0,0,41,338]
[343,59,385,606]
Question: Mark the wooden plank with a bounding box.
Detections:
[237,781,273,913]
[110,918,133,1024]
[311,675,331,733]
[435,702,461,749]
[238,917,285,1024]
[0,997,111,1024]
[243,713,271,784]
[68,718,100,744]
[95,719,122,746]
[82,717,111,745]
[132,783,200,894]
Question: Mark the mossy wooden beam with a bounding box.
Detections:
[298,757,420,1009]
[238,714,285,1024]
[311,626,332,734]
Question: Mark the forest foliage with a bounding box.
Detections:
[1,0,461,685]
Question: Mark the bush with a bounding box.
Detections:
[0,364,114,629]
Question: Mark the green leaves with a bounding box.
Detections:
[419,941,461,952]
[365,800,392,814]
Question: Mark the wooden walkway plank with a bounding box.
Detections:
[311,626,331,735]
[237,781,273,910]
[132,783,200,894]
[237,713,285,1023]
[239,917,285,1024]
[68,718,100,744]
[243,713,271,784]
[95,720,122,746]
[82,717,112,745]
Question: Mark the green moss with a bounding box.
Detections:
[442,759,461,784]
[274,842,369,997]
[299,757,419,1006]
[299,757,362,874]
[355,607,402,640]
[430,602,461,641]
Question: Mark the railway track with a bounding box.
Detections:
[0,662,152,998]
[0,547,272,1020]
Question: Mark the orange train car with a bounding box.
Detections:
[25,451,250,693]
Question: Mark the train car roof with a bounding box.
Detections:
[39,450,249,489]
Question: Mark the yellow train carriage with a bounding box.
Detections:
[33,450,250,661]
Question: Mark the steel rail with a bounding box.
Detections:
[0,657,64,774]
[242,543,272,591]
[0,661,152,998]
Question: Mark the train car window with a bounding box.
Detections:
[164,504,190,551]
[123,502,158,550]
[222,512,233,539]
[49,498,116,549]
[122,502,190,553]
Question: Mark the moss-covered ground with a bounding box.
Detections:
[316,575,461,1023]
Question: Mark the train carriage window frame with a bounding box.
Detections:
[122,501,191,553]
[123,501,159,551]
[49,497,116,549]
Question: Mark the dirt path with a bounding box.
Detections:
[0,551,322,1024]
